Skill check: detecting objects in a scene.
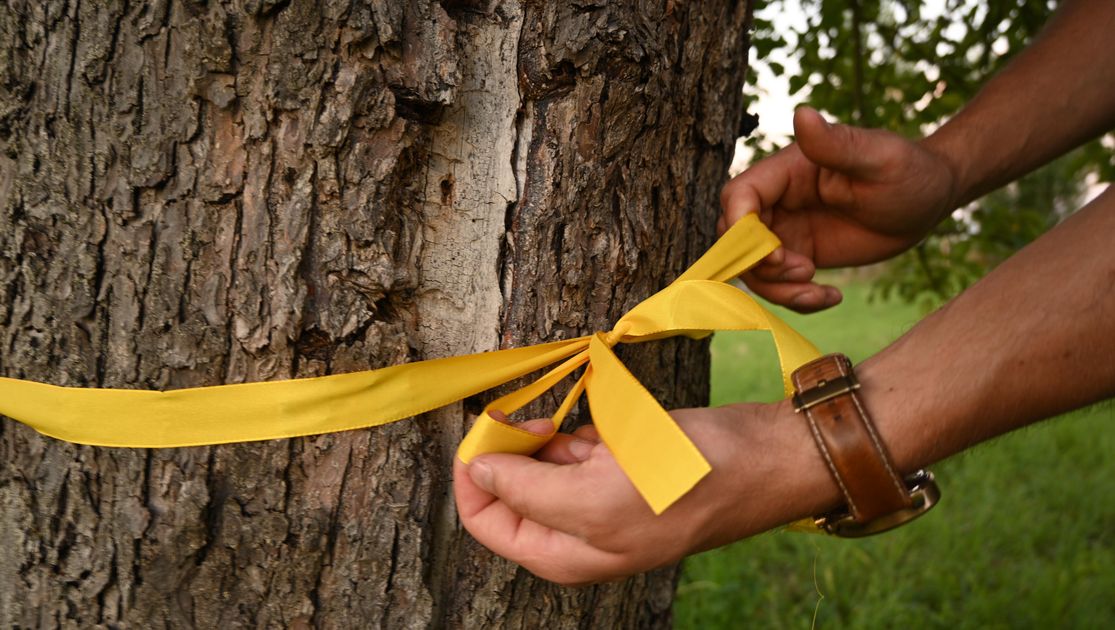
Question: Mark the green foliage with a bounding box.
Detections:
[873,150,1085,311]
[745,0,1113,306]
[787,0,1057,130]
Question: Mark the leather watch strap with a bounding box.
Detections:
[792,354,911,523]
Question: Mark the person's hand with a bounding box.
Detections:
[453,403,840,585]
[719,107,959,312]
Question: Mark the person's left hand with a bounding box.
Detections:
[453,402,840,585]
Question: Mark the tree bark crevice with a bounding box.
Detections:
[0,1,752,626]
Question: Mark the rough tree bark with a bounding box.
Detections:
[0,1,752,627]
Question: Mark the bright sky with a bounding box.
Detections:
[729,0,805,174]
[732,0,954,173]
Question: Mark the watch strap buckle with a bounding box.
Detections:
[814,470,941,537]
[791,353,941,538]
[792,373,860,412]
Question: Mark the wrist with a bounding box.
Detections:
[919,127,969,215]
[762,399,846,520]
[853,328,966,474]
[789,353,942,536]
[696,401,841,548]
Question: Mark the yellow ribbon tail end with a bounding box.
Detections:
[585,334,711,515]
[456,411,555,463]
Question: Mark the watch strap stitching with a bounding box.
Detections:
[835,357,909,500]
[802,402,861,518]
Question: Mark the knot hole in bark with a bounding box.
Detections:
[440,174,454,204]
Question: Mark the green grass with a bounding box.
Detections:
[675,282,1115,629]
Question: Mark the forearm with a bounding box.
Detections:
[859,185,1115,473]
[923,0,1115,208]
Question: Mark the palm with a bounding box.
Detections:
[721,109,956,312]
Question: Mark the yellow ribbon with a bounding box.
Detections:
[0,214,820,515]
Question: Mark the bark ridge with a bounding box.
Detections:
[0,0,751,627]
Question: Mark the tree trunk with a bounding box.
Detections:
[0,1,751,627]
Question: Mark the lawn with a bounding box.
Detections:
[675,282,1115,629]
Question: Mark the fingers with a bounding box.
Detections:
[451,457,625,585]
[467,453,613,536]
[536,430,599,464]
[571,424,600,441]
[741,271,843,313]
[719,147,797,226]
[513,417,553,434]
[718,150,805,277]
[793,106,888,179]
[484,415,599,465]
[745,248,841,312]
[456,411,606,532]
[748,247,815,284]
[452,416,645,584]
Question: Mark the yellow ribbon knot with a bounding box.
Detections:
[601,323,631,348]
[0,214,819,515]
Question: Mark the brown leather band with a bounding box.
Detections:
[792,354,911,523]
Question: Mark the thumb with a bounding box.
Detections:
[793,106,886,178]
[467,453,594,533]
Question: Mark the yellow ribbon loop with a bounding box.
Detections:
[0,213,821,515]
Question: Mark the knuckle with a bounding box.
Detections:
[572,424,598,440]
[502,491,536,521]
[580,521,611,547]
[492,476,533,517]
[829,124,861,159]
[831,121,855,143]
[579,518,630,554]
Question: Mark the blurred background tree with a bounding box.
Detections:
[745,0,1114,310]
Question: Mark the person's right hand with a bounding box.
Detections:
[719,107,960,312]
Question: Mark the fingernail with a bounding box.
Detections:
[780,266,812,282]
[518,418,554,435]
[568,439,595,461]
[470,461,494,493]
